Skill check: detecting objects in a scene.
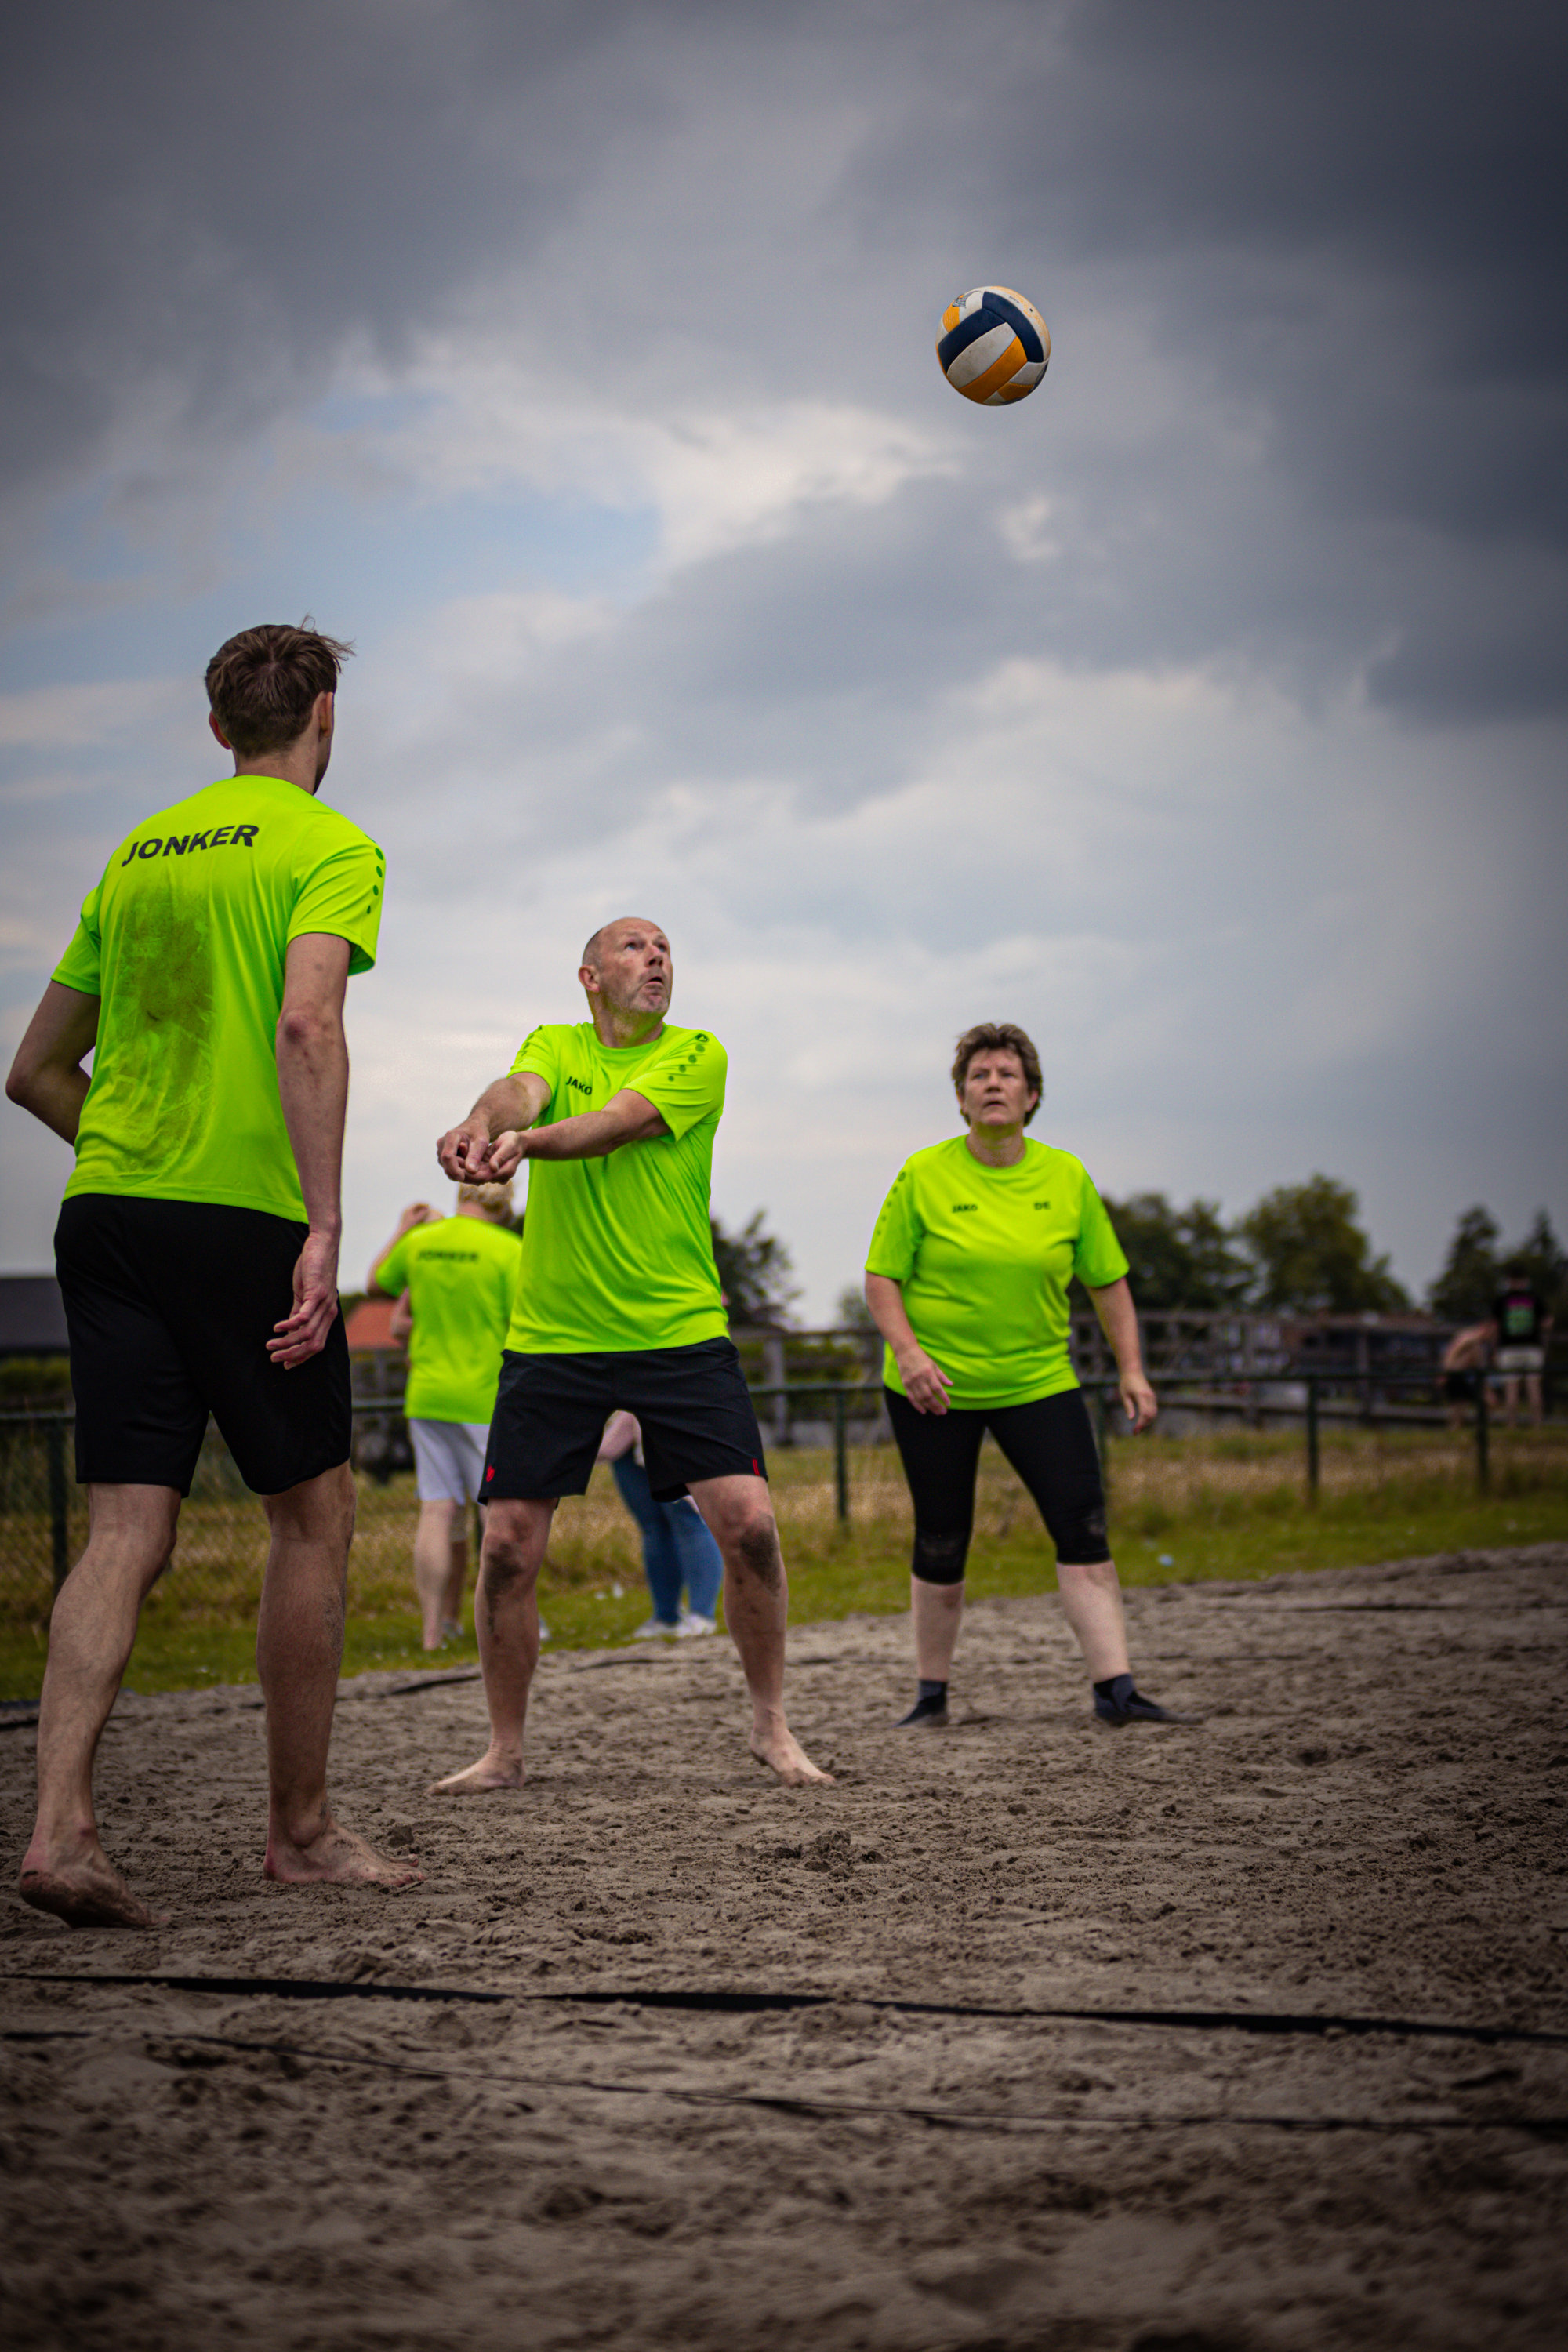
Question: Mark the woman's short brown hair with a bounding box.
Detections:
[205,619,353,759]
[951,1022,1043,1124]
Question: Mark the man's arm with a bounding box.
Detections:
[270,933,352,1370]
[437,1072,552,1183]
[5,982,101,1145]
[437,1080,665,1183]
[513,1089,667,1167]
[368,1201,435,1295]
[1086,1275,1158,1433]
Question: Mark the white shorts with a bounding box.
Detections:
[1495,1347,1544,1376]
[408,1420,492,1504]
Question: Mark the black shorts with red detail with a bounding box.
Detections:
[484,1337,767,1502]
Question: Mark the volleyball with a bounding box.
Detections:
[936,285,1051,407]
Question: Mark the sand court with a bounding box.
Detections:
[3,1544,1566,2350]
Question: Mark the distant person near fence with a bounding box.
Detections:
[1488,1267,1554,1429]
[368,1180,524,1649]
[1440,1322,1493,1431]
[598,1411,724,1637]
[864,1021,1190,1732]
[4,620,420,1927]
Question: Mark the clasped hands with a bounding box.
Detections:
[435,1117,532,1184]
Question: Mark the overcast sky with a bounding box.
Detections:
[3,0,1564,1316]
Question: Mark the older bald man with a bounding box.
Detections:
[434,916,830,1791]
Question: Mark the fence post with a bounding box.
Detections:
[833,1390,849,1526]
[1305,1376,1320,1506]
[763,1335,787,1447]
[1475,1374,1490,1495]
[46,1417,71,1595]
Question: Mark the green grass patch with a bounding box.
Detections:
[2,1440,1563,1700]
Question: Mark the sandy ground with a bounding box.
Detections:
[2,1542,1566,2352]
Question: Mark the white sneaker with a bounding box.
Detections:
[674,1611,717,1637]
[630,1616,680,1639]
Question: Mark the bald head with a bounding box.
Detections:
[579,916,673,1040]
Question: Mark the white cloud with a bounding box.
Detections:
[329,339,956,575]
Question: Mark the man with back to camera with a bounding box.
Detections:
[367,1179,524,1649]
[430,916,831,1791]
[5,621,421,1926]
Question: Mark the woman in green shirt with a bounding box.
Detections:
[864,1022,1185,1730]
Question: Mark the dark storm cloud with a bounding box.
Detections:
[1,0,720,499]
[6,1,1567,720]
[956,0,1568,715]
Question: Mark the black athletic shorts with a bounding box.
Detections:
[884,1385,1109,1578]
[56,1195,351,1497]
[485,1337,768,1503]
[1443,1371,1478,1404]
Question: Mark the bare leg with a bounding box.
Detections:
[430,1497,553,1793]
[260,1464,422,1889]
[912,1573,964,1680]
[690,1474,832,1787]
[413,1498,459,1648]
[443,1511,470,1632]
[20,1484,179,1929]
[1056,1557,1131,1682]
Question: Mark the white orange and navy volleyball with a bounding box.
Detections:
[936,285,1051,406]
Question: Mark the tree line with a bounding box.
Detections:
[1099,1179,1565,1323]
[715,1181,1567,1330]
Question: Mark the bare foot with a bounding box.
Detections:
[750,1727,834,1787]
[19,1843,165,1931]
[264,1814,423,1890]
[428,1749,525,1795]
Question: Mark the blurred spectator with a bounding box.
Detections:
[597,1411,723,1637]
[1439,1321,1492,1430]
[1487,1266,1555,1428]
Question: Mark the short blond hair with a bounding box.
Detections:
[457,1179,515,1218]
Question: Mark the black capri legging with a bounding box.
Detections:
[884,1385,1108,1582]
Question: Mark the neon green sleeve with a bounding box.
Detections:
[1072,1170,1131,1289]
[625,1029,726,1141]
[865,1163,921,1283]
[510,1025,561,1106]
[289,833,386,975]
[52,885,103,994]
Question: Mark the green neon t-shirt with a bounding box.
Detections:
[53,775,384,1221]
[375,1214,524,1423]
[865,1134,1129,1410]
[504,1021,727,1354]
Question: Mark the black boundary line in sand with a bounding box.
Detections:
[11,1973,1566,2049]
[3,2024,1564,2140]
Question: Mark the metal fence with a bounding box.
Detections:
[4,1370,1563,1646]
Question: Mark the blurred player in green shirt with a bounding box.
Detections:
[369,1180,524,1649]
[432,916,830,1794]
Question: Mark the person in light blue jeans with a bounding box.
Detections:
[597,1411,724,1636]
